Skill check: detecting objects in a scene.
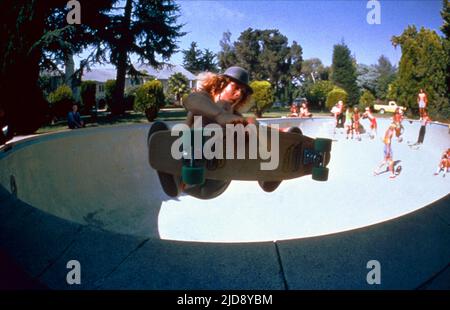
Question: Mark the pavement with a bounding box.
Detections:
[0,117,449,289]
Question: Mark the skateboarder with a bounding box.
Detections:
[392,107,404,142]
[362,107,377,139]
[414,113,431,146]
[434,148,450,177]
[374,124,397,178]
[417,89,428,120]
[150,66,286,198]
[344,107,353,139]
[352,106,361,141]
[331,100,344,132]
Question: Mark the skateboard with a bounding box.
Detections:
[407,141,421,150]
[374,164,402,177]
[148,125,332,186]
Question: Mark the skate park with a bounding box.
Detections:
[0,116,449,289]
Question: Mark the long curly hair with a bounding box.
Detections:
[195,72,253,113]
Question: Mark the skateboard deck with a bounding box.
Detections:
[407,141,421,150]
[148,125,332,182]
[374,164,402,177]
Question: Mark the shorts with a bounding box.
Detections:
[419,100,426,109]
[370,118,377,129]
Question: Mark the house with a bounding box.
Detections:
[81,64,197,101]
[81,67,116,101]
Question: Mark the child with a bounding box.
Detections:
[374,124,397,178]
[344,107,353,139]
[352,106,361,141]
[299,102,312,118]
[362,107,377,139]
[331,100,344,131]
[415,113,431,145]
[434,149,450,177]
[392,107,404,142]
[289,102,299,117]
[417,89,428,120]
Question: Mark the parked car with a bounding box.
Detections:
[373,101,407,114]
[272,101,285,108]
[293,97,307,106]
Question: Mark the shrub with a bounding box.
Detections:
[47,84,74,119]
[306,80,334,109]
[428,95,450,121]
[104,79,116,110]
[134,80,165,121]
[326,86,348,109]
[359,89,376,109]
[124,85,140,111]
[249,81,274,117]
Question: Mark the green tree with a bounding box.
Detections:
[168,73,190,105]
[374,55,397,100]
[183,42,218,74]
[95,0,184,115]
[356,64,378,95]
[234,28,262,80]
[249,81,274,117]
[391,26,448,117]
[48,84,74,119]
[306,80,334,109]
[182,42,203,74]
[218,30,237,70]
[302,58,326,84]
[200,49,218,73]
[326,87,348,109]
[134,80,165,121]
[359,89,376,109]
[330,43,360,106]
[104,80,116,109]
[234,28,302,101]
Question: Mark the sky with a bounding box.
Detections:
[76,0,445,68]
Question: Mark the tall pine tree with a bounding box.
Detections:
[374,55,397,100]
[95,0,184,115]
[330,43,360,106]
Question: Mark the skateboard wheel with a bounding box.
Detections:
[287,127,302,134]
[312,166,329,181]
[314,138,332,153]
[182,165,205,185]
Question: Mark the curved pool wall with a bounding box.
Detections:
[0,117,449,289]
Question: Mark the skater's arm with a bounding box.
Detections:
[184,92,245,125]
[184,92,222,119]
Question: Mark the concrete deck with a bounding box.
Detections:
[0,117,449,289]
